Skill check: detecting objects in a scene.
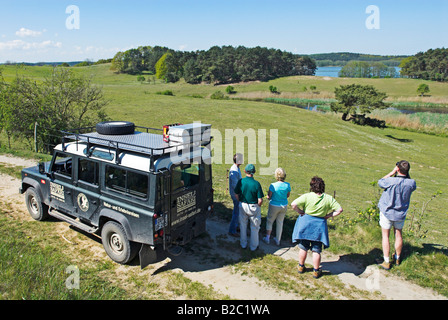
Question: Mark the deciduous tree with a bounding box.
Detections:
[330,84,388,121]
[0,68,109,152]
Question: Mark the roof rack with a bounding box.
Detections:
[60,123,212,167]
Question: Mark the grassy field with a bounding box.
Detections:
[1,64,448,297]
[1,64,447,243]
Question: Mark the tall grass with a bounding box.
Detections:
[0,213,129,300]
[370,109,448,136]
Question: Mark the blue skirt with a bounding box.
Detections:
[292,214,330,249]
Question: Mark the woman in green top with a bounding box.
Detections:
[291,176,343,278]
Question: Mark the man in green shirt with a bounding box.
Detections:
[234,164,264,251]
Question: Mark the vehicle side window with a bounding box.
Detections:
[127,171,148,198]
[78,159,99,186]
[52,153,72,178]
[105,165,148,199]
[106,166,126,193]
[172,162,200,192]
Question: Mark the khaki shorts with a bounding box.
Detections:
[379,212,405,230]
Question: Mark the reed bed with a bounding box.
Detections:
[370,109,448,136]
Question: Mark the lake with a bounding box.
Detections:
[313,67,448,114]
[315,66,401,78]
[315,66,342,77]
[389,107,448,114]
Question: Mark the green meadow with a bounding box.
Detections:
[1,64,448,296]
[1,63,447,246]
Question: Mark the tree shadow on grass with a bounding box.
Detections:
[385,134,413,143]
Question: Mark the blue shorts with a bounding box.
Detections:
[298,240,323,253]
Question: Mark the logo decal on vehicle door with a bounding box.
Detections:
[77,193,89,212]
[177,190,196,213]
[50,182,65,202]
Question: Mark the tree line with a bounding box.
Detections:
[309,52,407,67]
[338,61,398,78]
[399,48,448,82]
[111,45,317,84]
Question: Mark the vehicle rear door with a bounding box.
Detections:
[154,169,171,248]
[169,161,201,239]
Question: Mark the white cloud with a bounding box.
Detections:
[73,45,121,57]
[15,27,43,38]
[0,39,62,51]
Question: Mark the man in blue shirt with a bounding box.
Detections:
[228,153,243,237]
[377,160,416,270]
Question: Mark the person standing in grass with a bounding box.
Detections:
[234,164,264,251]
[377,160,416,270]
[263,168,291,246]
[228,153,243,237]
[291,176,343,279]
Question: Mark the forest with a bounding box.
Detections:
[110,45,317,84]
[399,48,448,82]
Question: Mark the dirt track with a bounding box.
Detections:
[1,154,445,300]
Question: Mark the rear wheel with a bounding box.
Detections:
[25,187,48,221]
[101,221,139,264]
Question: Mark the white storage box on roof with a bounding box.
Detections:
[167,123,211,144]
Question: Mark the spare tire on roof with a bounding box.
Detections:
[96,121,135,135]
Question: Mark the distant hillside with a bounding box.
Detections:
[0,61,83,67]
[1,51,410,69]
[0,59,112,67]
[308,52,409,67]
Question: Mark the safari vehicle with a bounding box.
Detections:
[20,121,213,268]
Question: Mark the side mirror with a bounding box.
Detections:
[38,162,45,174]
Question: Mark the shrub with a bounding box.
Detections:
[165,72,179,83]
[226,85,236,94]
[417,83,430,97]
[210,91,228,100]
[156,90,174,96]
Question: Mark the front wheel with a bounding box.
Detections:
[101,221,138,264]
[25,187,48,221]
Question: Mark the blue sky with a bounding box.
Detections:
[0,0,447,63]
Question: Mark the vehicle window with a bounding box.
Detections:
[78,159,99,185]
[172,162,200,191]
[127,171,148,198]
[105,165,148,199]
[52,153,72,178]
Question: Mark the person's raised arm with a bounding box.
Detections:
[382,166,399,179]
